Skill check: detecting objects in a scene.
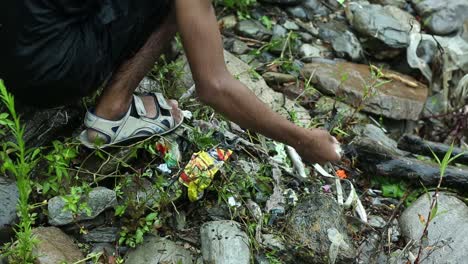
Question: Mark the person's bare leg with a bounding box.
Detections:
[89,9,182,141]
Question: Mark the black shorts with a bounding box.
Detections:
[0,0,171,107]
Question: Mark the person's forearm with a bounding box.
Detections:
[200,73,306,148]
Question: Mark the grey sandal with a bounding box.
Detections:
[79,92,183,149]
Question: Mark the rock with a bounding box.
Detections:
[125,236,194,264]
[260,0,304,5]
[400,192,468,263]
[90,243,116,258]
[261,234,285,251]
[287,192,355,263]
[32,227,84,264]
[347,2,420,48]
[283,20,300,31]
[298,32,313,42]
[287,6,313,20]
[236,20,272,41]
[231,39,250,55]
[0,177,18,244]
[357,233,389,264]
[354,124,406,156]
[48,187,117,226]
[299,43,322,61]
[318,21,364,61]
[200,220,250,264]
[219,15,237,30]
[411,0,468,35]
[272,24,288,40]
[312,95,369,125]
[369,0,406,8]
[301,61,429,120]
[82,227,119,243]
[368,215,386,229]
[262,72,296,85]
[302,0,332,16]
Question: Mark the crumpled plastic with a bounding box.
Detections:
[407,32,468,109]
[314,163,368,223]
[179,148,233,202]
[327,228,351,264]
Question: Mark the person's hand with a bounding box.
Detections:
[294,128,342,164]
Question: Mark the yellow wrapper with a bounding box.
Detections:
[179,148,232,201]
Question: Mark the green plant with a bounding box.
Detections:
[414,145,467,263]
[61,185,92,217]
[0,80,39,263]
[37,141,78,196]
[215,0,256,18]
[119,212,159,248]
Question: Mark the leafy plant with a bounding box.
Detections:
[37,141,78,196]
[61,185,92,217]
[119,212,159,248]
[0,80,39,263]
[414,145,467,263]
[215,0,256,18]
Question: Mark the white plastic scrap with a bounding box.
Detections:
[313,163,368,223]
[156,163,172,174]
[227,196,241,208]
[327,228,351,264]
[286,145,308,179]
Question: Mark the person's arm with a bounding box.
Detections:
[175,0,340,164]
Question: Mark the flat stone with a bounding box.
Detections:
[236,20,272,41]
[368,215,386,229]
[200,220,250,264]
[318,21,364,61]
[348,2,420,48]
[399,192,468,263]
[287,192,355,263]
[32,227,84,264]
[231,39,250,55]
[48,187,117,226]
[0,177,18,244]
[219,15,237,30]
[299,43,322,61]
[125,236,194,264]
[82,227,119,243]
[262,72,296,85]
[301,61,429,120]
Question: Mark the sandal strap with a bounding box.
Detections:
[84,109,130,143]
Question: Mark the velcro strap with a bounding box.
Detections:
[154,92,172,110]
[133,95,147,116]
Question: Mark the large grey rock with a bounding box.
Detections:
[48,187,117,226]
[299,43,322,61]
[236,20,272,41]
[301,61,429,120]
[369,0,406,8]
[32,227,84,264]
[200,220,250,264]
[400,192,468,263]
[125,236,194,264]
[347,2,420,48]
[318,21,364,61]
[287,192,355,263]
[0,177,18,243]
[82,227,119,243]
[411,0,468,35]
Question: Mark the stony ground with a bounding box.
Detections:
[1,0,468,264]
